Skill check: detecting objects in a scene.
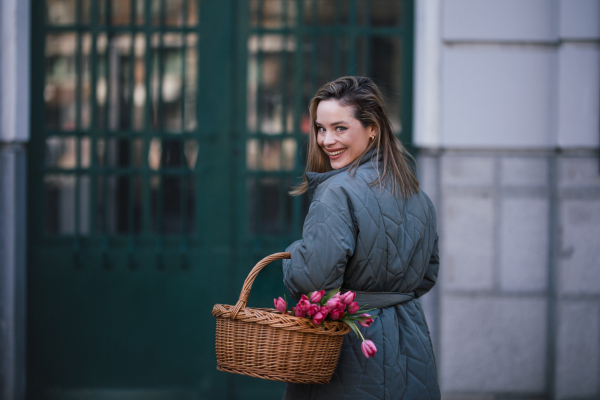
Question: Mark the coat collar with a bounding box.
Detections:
[306,148,381,202]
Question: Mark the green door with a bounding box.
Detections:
[28,1,414,399]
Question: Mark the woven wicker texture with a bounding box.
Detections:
[212,252,351,384]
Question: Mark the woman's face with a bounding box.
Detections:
[315,99,375,170]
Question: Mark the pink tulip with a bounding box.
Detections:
[306,303,319,317]
[310,290,325,303]
[326,297,343,311]
[361,340,377,358]
[312,311,327,325]
[358,314,374,327]
[347,301,359,314]
[318,305,329,317]
[330,309,345,320]
[298,297,311,312]
[291,307,306,318]
[274,297,287,313]
[341,291,356,305]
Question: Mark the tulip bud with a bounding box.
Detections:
[341,291,356,305]
[306,303,319,317]
[298,298,311,312]
[312,311,326,325]
[318,305,329,317]
[361,340,377,358]
[358,313,374,327]
[347,301,360,314]
[291,307,306,318]
[274,297,287,313]
[310,290,325,303]
[326,297,342,311]
[330,309,345,320]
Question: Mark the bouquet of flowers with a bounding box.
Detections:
[274,288,377,358]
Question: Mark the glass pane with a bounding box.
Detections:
[96,33,108,130]
[45,137,77,168]
[133,33,147,131]
[82,0,91,25]
[111,0,132,25]
[136,0,144,24]
[184,139,198,169]
[371,0,402,27]
[164,0,186,26]
[45,33,77,130]
[96,138,143,168]
[252,178,290,235]
[47,0,77,25]
[45,174,75,234]
[162,176,182,233]
[247,35,295,134]
[81,33,92,129]
[107,34,134,131]
[187,0,199,26]
[316,0,335,25]
[150,176,185,234]
[96,175,141,234]
[251,0,296,28]
[184,34,198,131]
[81,137,91,168]
[370,36,401,132]
[162,33,184,132]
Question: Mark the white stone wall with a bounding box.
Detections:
[415,1,600,399]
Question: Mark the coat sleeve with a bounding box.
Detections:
[282,188,356,301]
[414,234,439,298]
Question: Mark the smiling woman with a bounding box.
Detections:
[282,77,441,399]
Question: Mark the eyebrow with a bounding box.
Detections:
[315,120,348,126]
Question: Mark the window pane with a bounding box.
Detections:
[370,36,402,132]
[46,0,76,25]
[371,0,403,27]
[45,33,77,130]
[45,137,77,168]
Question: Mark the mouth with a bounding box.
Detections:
[325,148,347,159]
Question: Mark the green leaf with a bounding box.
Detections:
[320,287,341,305]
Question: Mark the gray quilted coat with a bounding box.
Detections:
[282,149,441,400]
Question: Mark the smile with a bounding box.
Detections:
[327,149,346,156]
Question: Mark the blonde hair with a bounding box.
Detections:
[290,76,419,199]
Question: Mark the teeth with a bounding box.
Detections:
[328,149,345,156]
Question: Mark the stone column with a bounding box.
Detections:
[0,0,30,399]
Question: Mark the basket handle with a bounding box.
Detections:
[229,252,291,320]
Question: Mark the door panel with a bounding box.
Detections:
[29,1,414,399]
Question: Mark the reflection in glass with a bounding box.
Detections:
[250,0,296,28]
[111,0,132,25]
[46,137,77,168]
[45,174,89,234]
[45,33,77,130]
[247,177,293,235]
[97,175,142,234]
[370,36,402,132]
[46,0,77,25]
[247,139,296,171]
[371,0,402,26]
[247,35,295,134]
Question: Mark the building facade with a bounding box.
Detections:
[0,0,598,399]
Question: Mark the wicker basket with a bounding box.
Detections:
[212,252,351,384]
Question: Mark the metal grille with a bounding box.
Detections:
[240,0,414,253]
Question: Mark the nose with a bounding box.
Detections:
[322,130,337,147]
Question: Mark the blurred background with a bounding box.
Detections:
[0,0,598,399]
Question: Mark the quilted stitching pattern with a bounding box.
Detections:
[282,152,440,400]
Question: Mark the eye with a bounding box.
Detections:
[317,126,325,133]
[336,126,347,132]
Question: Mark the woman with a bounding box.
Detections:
[282,76,440,399]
